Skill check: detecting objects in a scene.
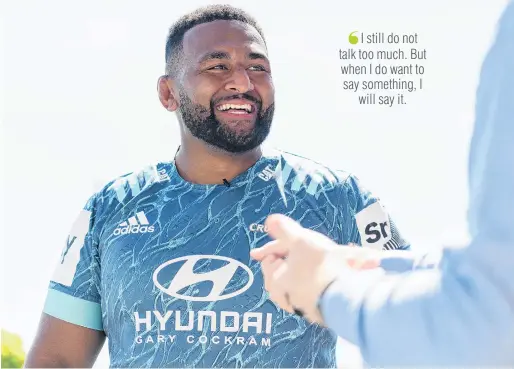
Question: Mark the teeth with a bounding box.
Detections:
[216,103,252,112]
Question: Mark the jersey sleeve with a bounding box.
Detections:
[341,174,411,251]
[43,193,103,331]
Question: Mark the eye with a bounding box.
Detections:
[249,65,267,72]
[208,64,228,71]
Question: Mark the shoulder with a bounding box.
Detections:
[263,148,378,200]
[266,148,352,186]
[91,162,173,210]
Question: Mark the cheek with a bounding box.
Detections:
[255,77,275,107]
[190,76,224,105]
[191,93,211,107]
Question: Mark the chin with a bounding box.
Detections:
[210,138,262,155]
[219,119,256,133]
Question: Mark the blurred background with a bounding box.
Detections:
[2,0,509,366]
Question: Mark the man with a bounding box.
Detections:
[25,5,410,368]
[251,0,514,366]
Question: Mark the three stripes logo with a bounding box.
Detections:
[271,158,336,206]
[113,211,155,236]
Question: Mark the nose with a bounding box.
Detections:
[225,67,254,93]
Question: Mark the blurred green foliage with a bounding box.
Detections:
[1,329,25,368]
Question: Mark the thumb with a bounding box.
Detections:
[265,214,305,241]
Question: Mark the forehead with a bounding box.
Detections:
[182,20,267,61]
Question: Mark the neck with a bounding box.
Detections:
[175,138,262,185]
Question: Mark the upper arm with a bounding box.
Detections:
[26,193,106,367]
[341,174,411,251]
[25,313,105,368]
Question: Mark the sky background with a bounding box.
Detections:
[2,0,509,366]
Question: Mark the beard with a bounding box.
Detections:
[177,89,274,154]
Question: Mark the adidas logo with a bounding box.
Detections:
[113,211,155,236]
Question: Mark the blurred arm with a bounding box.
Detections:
[320,239,514,366]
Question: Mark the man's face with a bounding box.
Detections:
[169,20,275,154]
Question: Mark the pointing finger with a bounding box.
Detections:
[265,214,305,241]
[250,240,290,261]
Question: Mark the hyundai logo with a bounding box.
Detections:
[152,255,254,302]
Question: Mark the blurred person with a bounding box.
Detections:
[251,0,514,366]
[25,4,411,368]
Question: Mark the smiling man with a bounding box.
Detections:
[25,5,410,368]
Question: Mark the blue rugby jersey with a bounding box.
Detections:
[44,148,409,368]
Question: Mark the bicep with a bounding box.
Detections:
[26,194,106,367]
[353,201,410,251]
[25,313,105,368]
[340,174,410,250]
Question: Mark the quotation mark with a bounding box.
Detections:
[349,31,359,45]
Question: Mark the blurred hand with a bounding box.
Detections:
[250,214,381,325]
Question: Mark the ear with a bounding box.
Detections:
[157,75,179,112]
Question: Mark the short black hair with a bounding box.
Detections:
[165,4,267,77]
